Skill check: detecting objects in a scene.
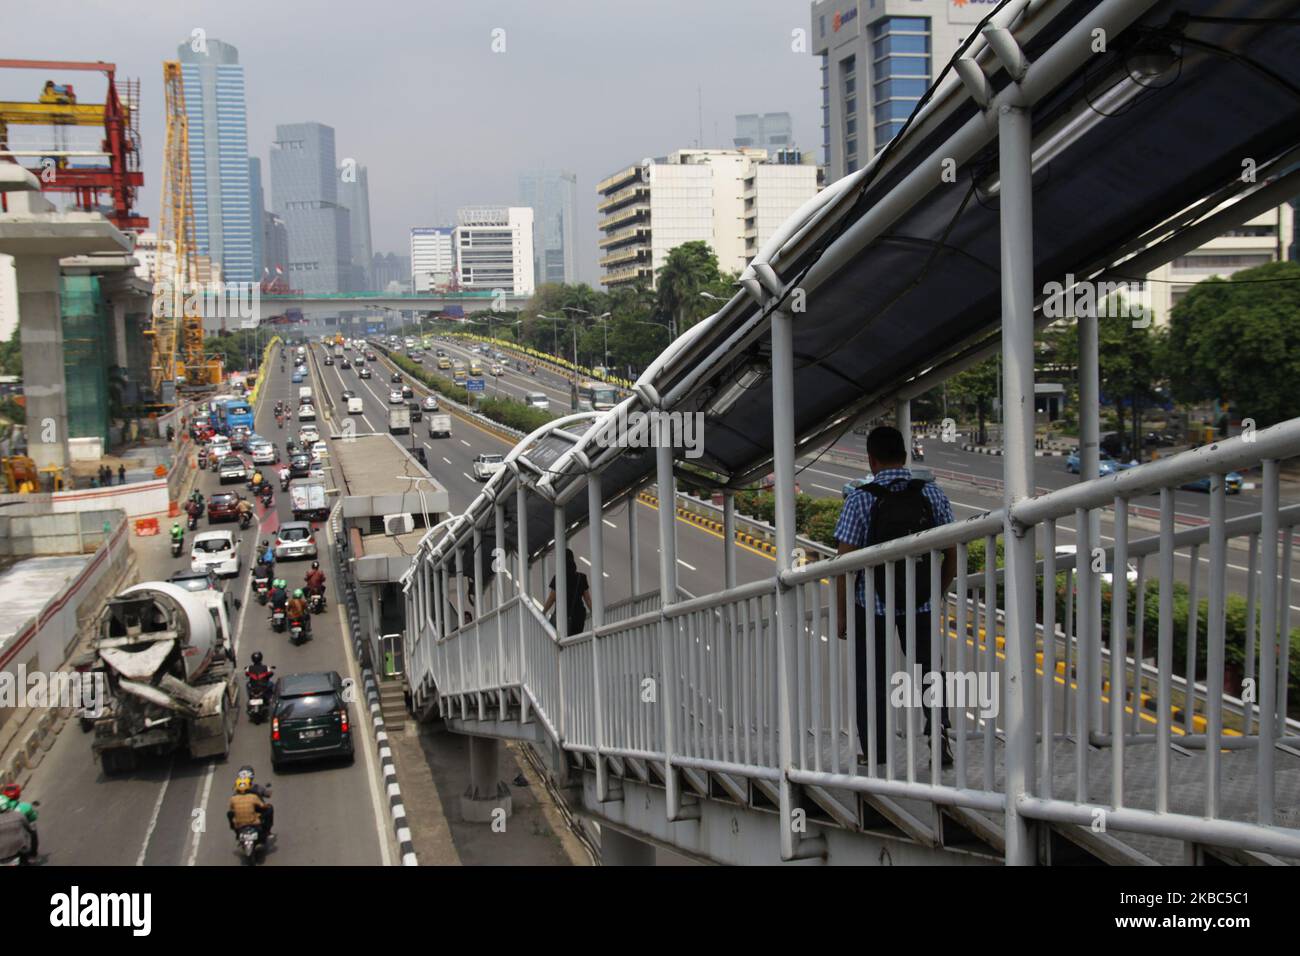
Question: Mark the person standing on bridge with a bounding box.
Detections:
[836,425,956,769]
[543,548,592,637]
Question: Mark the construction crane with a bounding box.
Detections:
[152,60,222,398]
[0,59,147,230]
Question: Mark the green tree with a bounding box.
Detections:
[949,357,999,445]
[0,326,20,377]
[656,241,723,336]
[1166,260,1300,427]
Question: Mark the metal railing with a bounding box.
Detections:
[404,423,1300,862]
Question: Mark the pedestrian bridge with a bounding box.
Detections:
[397,0,1300,864]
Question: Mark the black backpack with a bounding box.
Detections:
[863,480,935,613]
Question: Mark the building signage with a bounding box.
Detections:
[949,0,1001,24]
[832,6,858,32]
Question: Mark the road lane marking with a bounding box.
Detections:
[185,760,216,866]
[460,440,472,447]
[136,762,172,866]
[677,559,697,572]
[442,457,452,465]
[603,519,618,529]
[463,473,474,482]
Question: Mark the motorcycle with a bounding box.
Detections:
[253,576,270,605]
[259,484,274,507]
[237,824,266,865]
[912,441,925,461]
[239,510,253,530]
[270,607,287,633]
[170,535,183,558]
[307,589,326,615]
[280,475,290,492]
[187,512,199,532]
[288,616,308,645]
[245,669,274,723]
[197,450,209,470]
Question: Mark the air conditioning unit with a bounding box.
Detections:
[383,513,413,536]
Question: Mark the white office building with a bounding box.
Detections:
[453,207,535,296]
[597,148,820,288]
[811,0,976,181]
[1142,200,1294,323]
[0,254,16,345]
[410,227,455,292]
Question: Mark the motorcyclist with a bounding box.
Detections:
[268,578,289,620]
[185,497,201,527]
[287,588,310,635]
[244,654,274,703]
[190,489,205,511]
[170,521,185,546]
[259,540,276,568]
[227,774,272,846]
[250,468,264,490]
[0,783,38,859]
[304,562,326,598]
[278,464,291,489]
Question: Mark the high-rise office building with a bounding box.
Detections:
[178,38,255,283]
[263,213,289,280]
[453,207,535,296]
[734,113,794,151]
[372,252,411,293]
[518,170,577,285]
[340,164,373,290]
[410,228,455,292]
[811,1,969,181]
[270,122,352,293]
[597,148,818,289]
[249,157,265,285]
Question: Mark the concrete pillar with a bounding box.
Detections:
[460,735,512,823]
[108,298,129,369]
[14,254,69,471]
[896,398,912,467]
[600,826,655,866]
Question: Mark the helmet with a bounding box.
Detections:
[234,776,251,794]
[172,522,180,529]
[293,589,304,599]
[261,540,269,549]
[311,562,319,570]
[1,783,21,800]
[251,651,263,666]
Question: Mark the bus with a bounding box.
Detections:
[577,380,619,412]
[215,398,254,434]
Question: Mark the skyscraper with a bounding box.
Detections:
[270,122,352,293]
[518,170,577,285]
[248,156,265,285]
[410,228,454,292]
[340,164,373,290]
[178,38,254,282]
[734,113,794,151]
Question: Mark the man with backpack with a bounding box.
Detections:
[835,425,957,769]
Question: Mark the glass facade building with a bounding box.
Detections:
[870,17,931,148]
[270,122,353,293]
[178,39,254,283]
[518,170,577,286]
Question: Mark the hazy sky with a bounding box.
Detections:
[4,0,821,284]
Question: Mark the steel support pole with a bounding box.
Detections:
[896,398,912,467]
[654,440,689,820]
[1078,310,1103,732]
[723,492,737,590]
[554,505,568,742]
[516,484,531,725]
[997,101,1038,865]
[771,306,824,861]
[588,473,612,801]
[494,502,507,718]
[629,486,641,595]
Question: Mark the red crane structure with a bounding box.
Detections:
[0,58,147,231]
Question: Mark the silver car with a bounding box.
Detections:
[274,521,319,560]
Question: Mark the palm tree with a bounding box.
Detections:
[656,241,721,337]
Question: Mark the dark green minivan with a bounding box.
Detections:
[270,671,355,771]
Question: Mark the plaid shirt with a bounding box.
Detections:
[834,467,954,615]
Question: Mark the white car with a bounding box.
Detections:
[298,404,317,422]
[298,424,320,444]
[388,389,404,404]
[472,453,506,481]
[422,395,439,411]
[490,364,504,376]
[190,530,240,577]
[307,461,326,480]
[310,440,327,463]
[207,437,232,460]
[1053,545,1139,586]
[249,439,277,465]
[524,392,549,410]
[347,396,364,415]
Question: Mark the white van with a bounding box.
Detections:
[347,396,364,415]
[298,386,313,402]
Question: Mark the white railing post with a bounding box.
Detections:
[996,98,1038,865]
[588,472,612,801]
[494,501,507,719]
[554,504,568,743]
[771,304,823,861]
[654,437,688,821]
[629,484,640,595]
[473,524,485,719]
[1078,307,1104,734]
[517,483,531,725]
[723,491,737,591]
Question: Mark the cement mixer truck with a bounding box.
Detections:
[88,581,239,774]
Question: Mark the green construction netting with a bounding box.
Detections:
[60,275,110,445]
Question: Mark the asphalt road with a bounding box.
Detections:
[29,357,392,866]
